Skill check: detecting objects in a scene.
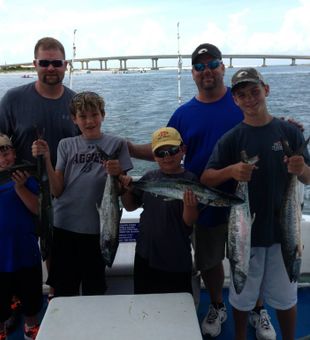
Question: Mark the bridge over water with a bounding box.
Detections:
[1,54,310,71]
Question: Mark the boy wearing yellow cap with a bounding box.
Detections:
[121,127,198,294]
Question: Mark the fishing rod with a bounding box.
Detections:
[177,22,182,105]
[68,29,77,90]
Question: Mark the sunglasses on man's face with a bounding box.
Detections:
[154,145,181,158]
[37,59,65,68]
[193,59,222,72]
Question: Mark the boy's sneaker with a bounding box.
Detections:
[249,309,276,340]
[0,330,7,340]
[24,324,40,340]
[201,303,227,337]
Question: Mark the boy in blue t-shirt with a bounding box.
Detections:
[0,134,42,340]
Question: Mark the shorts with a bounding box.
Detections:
[47,227,107,296]
[0,264,43,321]
[134,253,192,295]
[193,223,227,271]
[229,243,297,311]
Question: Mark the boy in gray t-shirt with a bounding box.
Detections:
[32,91,133,297]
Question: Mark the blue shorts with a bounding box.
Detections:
[229,244,297,311]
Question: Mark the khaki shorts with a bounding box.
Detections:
[192,223,227,271]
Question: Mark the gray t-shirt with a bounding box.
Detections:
[0,82,79,166]
[53,134,133,234]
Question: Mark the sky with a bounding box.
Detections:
[0,0,310,66]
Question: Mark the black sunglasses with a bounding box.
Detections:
[154,145,181,158]
[37,59,65,68]
[193,60,222,72]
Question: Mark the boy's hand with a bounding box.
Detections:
[32,139,50,159]
[118,174,132,189]
[12,170,29,188]
[285,155,306,176]
[231,162,256,182]
[183,189,198,207]
[104,159,122,176]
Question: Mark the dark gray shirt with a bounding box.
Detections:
[134,169,197,273]
[0,82,79,166]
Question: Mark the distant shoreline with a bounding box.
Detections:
[1,63,310,75]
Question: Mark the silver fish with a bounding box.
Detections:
[228,152,258,294]
[36,153,53,261]
[96,145,123,267]
[132,178,244,207]
[34,126,53,261]
[279,137,309,282]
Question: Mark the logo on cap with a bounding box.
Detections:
[198,48,209,55]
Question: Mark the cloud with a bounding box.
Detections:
[0,0,309,65]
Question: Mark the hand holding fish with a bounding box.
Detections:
[231,162,257,182]
[118,174,133,189]
[183,189,198,207]
[284,155,306,176]
[32,139,50,160]
[183,189,199,226]
[11,170,29,188]
[104,159,122,177]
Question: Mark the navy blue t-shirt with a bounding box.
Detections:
[207,118,310,246]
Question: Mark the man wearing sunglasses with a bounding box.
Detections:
[128,43,276,339]
[0,36,78,166]
[0,37,79,336]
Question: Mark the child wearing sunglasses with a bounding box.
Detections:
[0,134,42,340]
[120,127,199,295]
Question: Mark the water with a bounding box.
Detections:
[0,65,310,212]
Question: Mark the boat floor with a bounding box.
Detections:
[6,287,310,340]
[198,287,310,339]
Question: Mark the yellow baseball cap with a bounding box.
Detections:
[151,127,183,152]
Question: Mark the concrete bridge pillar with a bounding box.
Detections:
[262,58,267,67]
[151,58,159,70]
[120,59,127,70]
[99,60,103,70]
[291,58,296,66]
[228,57,233,68]
[81,61,84,70]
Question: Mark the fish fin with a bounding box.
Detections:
[251,212,256,225]
[96,143,123,161]
[96,145,110,161]
[240,151,259,165]
[281,139,293,157]
[295,136,310,155]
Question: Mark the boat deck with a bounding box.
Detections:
[6,213,310,339]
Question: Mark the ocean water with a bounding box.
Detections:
[0,65,310,212]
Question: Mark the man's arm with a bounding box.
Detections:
[127,141,154,161]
